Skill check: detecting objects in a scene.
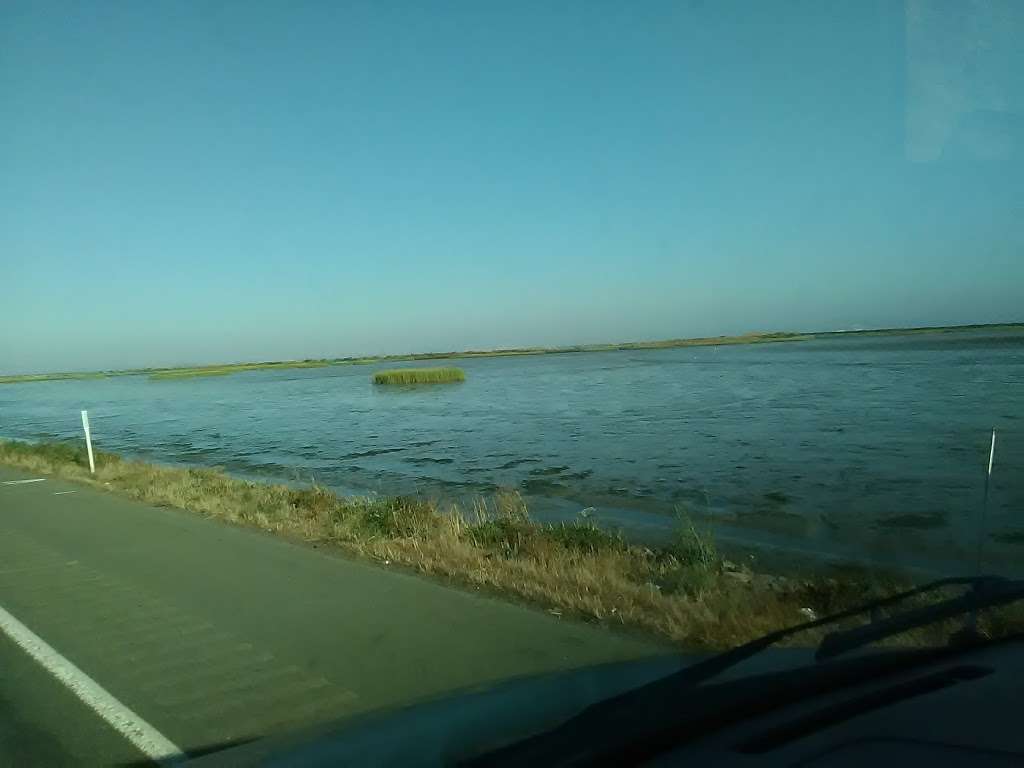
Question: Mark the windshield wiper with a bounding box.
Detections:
[816,575,1024,660]
[466,646,978,768]
[465,574,1024,768]
[614,574,1005,693]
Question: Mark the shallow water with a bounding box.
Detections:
[2,329,1022,576]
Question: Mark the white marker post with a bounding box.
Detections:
[974,428,997,576]
[965,428,999,636]
[81,410,96,475]
[988,429,997,477]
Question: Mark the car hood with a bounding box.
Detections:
[188,647,816,767]
[187,653,689,766]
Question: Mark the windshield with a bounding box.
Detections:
[1,1,1021,765]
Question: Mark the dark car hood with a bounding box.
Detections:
[188,647,818,767]
[186,653,692,766]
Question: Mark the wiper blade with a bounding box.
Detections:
[465,575,1015,767]
[816,576,1024,660]
[465,646,974,768]
[633,575,993,692]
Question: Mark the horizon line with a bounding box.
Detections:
[5,320,1022,379]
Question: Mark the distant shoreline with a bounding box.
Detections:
[2,321,1021,384]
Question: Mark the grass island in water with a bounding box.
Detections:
[373,367,466,385]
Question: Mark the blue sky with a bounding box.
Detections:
[2,1,1021,372]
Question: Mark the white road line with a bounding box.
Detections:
[0,602,185,765]
[53,490,76,495]
[2,478,46,485]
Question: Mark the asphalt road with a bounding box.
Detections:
[0,465,663,765]
[0,628,145,767]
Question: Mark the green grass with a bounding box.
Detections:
[147,360,331,381]
[3,438,1017,650]
[0,372,108,384]
[149,369,235,380]
[814,322,1024,339]
[373,367,466,385]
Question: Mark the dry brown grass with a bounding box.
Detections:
[3,439,1013,650]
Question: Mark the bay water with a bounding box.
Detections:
[3,328,1021,576]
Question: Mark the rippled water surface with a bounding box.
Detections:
[3,329,1022,574]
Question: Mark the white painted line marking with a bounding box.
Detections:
[53,490,76,495]
[2,478,46,485]
[0,602,185,765]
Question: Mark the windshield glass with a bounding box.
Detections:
[1,1,1021,765]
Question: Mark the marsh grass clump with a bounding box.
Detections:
[467,518,538,558]
[2,438,1008,650]
[355,496,443,538]
[465,490,536,556]
[547,522,628,556]
[0,439,94,467]
[670,513,720,571]
[373,367,465,385]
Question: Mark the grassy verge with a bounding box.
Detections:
[4,440,1017,650]
[373,367,466,385]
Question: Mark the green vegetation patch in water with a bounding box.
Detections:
[373,367,466,385]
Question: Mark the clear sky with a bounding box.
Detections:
[2,1,1022,373]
